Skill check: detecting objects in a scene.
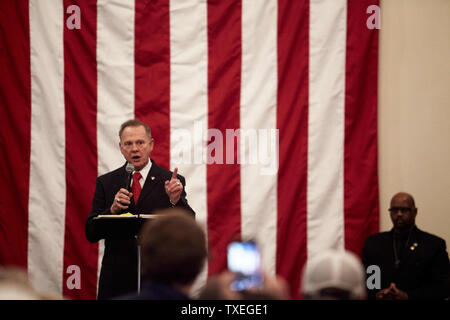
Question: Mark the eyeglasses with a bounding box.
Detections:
[388,207,414,214]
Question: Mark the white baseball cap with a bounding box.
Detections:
[302,249,366,300]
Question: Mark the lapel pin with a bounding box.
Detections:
[151,176,155,181]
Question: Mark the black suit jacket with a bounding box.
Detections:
[85,160,195,300]
[362,226,450,299]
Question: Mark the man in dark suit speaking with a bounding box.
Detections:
[362,192,449,300]
[85,119,195,300]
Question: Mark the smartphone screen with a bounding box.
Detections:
[227,241,263,291]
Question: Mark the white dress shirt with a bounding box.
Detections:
[131,159,152,189]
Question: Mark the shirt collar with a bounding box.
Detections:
[134,158,152,182]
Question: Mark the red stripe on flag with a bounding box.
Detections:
[276,0,309,299]
[344,0,379,257]
[0,0,31,269]
[135,0,170,169]
[62,0,98,299]
[206,0,242,275]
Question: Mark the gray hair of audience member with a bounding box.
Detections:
[139,208,207,286]
[0,267,65,300]
[0,267,37,300]
[301,249,366,300]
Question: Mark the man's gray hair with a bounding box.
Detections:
[119,119,152,140]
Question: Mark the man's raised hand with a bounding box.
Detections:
[165,167,183,205]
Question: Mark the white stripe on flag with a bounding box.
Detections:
[96,0,136,292]
[97,0,135,176]
[169,0,208,295]
[307,0,347,257]
[240,0,278,274]
[28,0,65,294]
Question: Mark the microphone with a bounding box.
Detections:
[125,163,135,192]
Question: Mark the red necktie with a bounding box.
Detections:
[132,172,142,205]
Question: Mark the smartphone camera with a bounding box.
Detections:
[227,241,263,291]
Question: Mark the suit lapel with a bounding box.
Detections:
[400,226,420,267]
[137,160,165,206]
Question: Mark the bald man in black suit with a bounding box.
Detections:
[362,192,449,300]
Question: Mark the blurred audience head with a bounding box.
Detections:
[0,266,38,300]
[301,249,366,300]
[0,266,62,300]
[139,208,207,293]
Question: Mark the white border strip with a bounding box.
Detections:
[240,0,278,274]
[307,0,347,257]
[28,0,66,295]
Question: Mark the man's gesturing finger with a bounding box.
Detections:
[171,167,178,181]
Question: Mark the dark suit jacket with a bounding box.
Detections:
[85,159,195,300]
[362,226,450,299]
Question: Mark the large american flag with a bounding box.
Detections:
[0,0,379,299]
